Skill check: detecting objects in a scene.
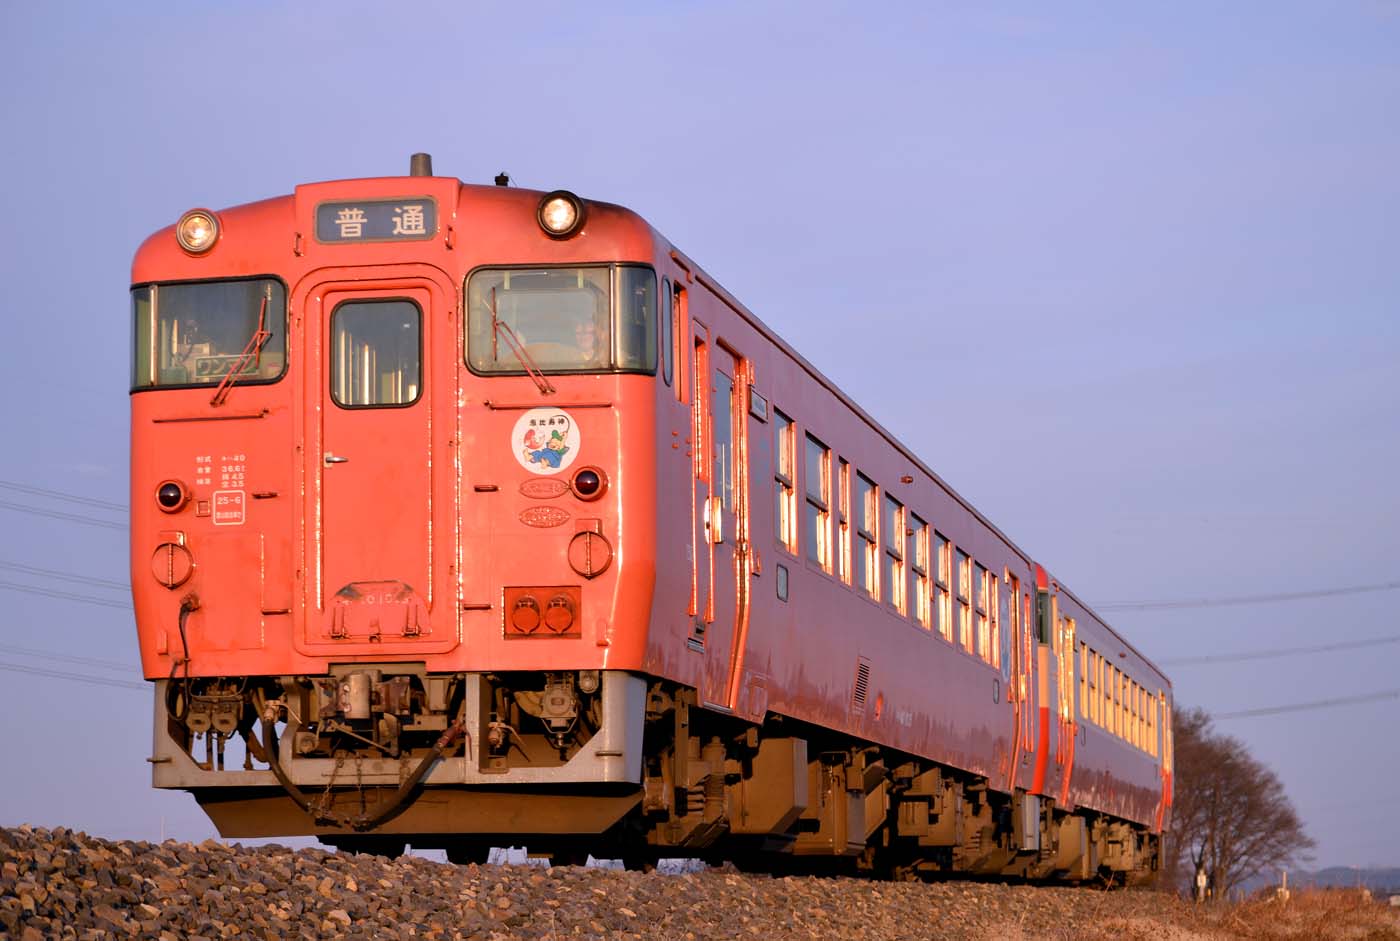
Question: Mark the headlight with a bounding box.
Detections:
[176,209,220,253]
[536,191,585,239]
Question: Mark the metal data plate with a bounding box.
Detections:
[315,198,438,243]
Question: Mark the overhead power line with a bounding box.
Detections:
[1099,579,1400,612]
[0,500,126,532]
[0,580,133,610]
[1215,689,1400,720]
[0,661,147,692]
[0,560,129,592]
[0,642,135,674]
[0,479,124,512]
[1161,633,1400,667]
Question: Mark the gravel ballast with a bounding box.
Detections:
[3,824,1397,940]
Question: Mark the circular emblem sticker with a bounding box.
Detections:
[512,407,580,475]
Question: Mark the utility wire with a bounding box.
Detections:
[1160,633,1400,667]
[0,479,124,512]
[0,580,133,610]
[0,500,126,532]
[1215,689,1400,720]
[0,560,129,592]
[0,661,146,692]
[1099,579,1400,612]
[0,642,135,673]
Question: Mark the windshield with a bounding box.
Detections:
[467,265,656,375]
[131,278,287,390]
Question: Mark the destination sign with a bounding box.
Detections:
[315,198,438,243]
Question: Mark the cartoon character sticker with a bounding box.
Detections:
[512,407,580,475]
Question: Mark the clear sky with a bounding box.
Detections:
[1,2,1396,868]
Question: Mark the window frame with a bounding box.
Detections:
[660,276,674,387]
[909,515,930,629]
[974,562,989,661]
[463,263,658,378]
[956,548,972,653]
[804,433,832,572]
[329,296,424,410]
[883,493,905,615]
[836,458,852,585]
[855,473,879,600]
[773,409,797,554]
[934,532,952,642]
[130,275,291,393]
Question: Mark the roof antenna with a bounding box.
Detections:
[410,153,433,177]
[494,172,511,187]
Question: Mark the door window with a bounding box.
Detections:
[712,371,735,511]
[331,300,422,407]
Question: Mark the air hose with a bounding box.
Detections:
[259,704,466,832]
[166,593,199,720]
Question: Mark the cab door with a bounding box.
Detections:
[298,270,459,655]
[695,339,754,710]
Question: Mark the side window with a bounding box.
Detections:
[1113,668,1123,738]
[1102,657,1112,731]
[660,277,673,387]
[836,459,852,585]
[909,515,930,629]
[1138,684,1146,750]
[331,299,422,407]
[883,494,905,615]
[804,434,831,571]
[1080,646,1092,722]
[934,533,952,642]
[989,572,1001,669]
[956,549,972,652]
[1149,690,1158,757]
[773,410,797,553]
[855,474,878,599]
[974,563,989,661]
[674,285,689,403]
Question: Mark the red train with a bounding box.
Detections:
[130,155,1172,878]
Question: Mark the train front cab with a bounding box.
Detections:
[131,178,670,856]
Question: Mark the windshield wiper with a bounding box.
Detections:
[489,287,555,396]
[210,286,272,407]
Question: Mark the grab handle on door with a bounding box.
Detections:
[324,453,350,465]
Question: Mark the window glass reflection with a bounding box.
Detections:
[331,300,421,407]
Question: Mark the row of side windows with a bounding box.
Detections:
[1078,641,1160,757]
[773,409,1004,668]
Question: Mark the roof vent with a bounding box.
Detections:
[495,171,511,187]
[409,153,433,177]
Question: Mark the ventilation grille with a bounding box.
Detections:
[852,657,872,715]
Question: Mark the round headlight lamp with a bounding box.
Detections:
[536,191,585,239]
[176,209,220,254]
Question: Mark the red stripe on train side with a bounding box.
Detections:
[1031,705,1050,794]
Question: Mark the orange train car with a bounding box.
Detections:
[130,155,1172,877]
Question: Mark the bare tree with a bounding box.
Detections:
[1165,706,1314,898]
